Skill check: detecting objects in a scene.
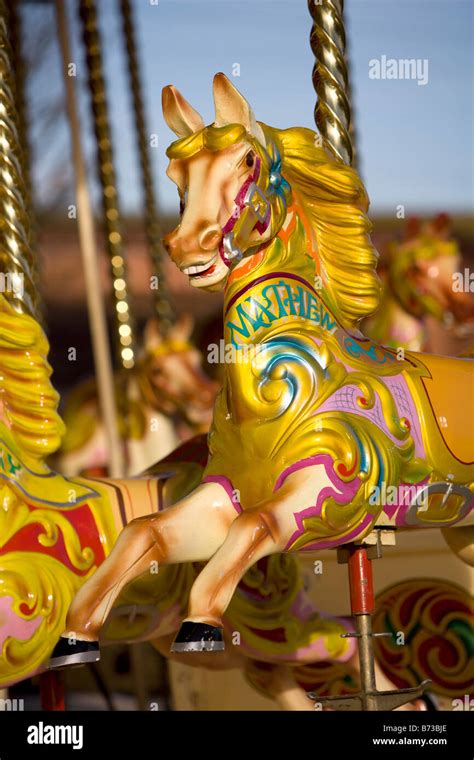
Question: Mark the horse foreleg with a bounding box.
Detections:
[63,481,237,642]
[172,465,334,651]
[183,507,283,631]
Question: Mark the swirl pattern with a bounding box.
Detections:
[373,579,473,697]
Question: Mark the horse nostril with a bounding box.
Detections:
[199,227,222,251]
[162,234,175,254]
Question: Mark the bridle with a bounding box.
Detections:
[219,142,290,268]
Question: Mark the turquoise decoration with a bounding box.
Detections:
[268,144,290,197]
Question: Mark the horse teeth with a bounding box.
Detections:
[182,257,216,276]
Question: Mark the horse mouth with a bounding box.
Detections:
[181,255,218,279]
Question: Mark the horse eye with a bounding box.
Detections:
[245,152,254,168]
[179,189,188,215]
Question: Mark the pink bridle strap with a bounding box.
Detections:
[219,156,271,267]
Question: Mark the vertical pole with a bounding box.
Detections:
[348,545,377,710]
[39,671,65,712]
[55,0,124,478]
[0,0,40,319]
[78,0,136,374]
[119,0,174,334]
[307,0,353,166]
[7,0,41,294]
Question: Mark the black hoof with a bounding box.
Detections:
[48,637,100,670]
[171,621,225,653]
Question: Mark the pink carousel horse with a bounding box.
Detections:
[49,74,473,668]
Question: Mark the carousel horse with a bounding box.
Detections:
[0,293,404,710]
[56,315,217,477]
[363,214,474,351]
[49,74,473,669]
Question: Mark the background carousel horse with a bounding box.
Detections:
[49,75,473,682]
[363,214,474,352]
[55,314,218,477]
[0,292,400,710]
[196,215,473,376]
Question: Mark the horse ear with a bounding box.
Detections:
[405,217,421,240]
[143,319,163,350]
[162,85,205,138]
[431,213,451,235]
[212,72,266,147]
[170,313,194,342]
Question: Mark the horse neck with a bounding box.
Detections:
[131,358,159,413]
[223,204,347,347]
[369,281,424,349]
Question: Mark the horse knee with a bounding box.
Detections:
[120,515,157,550]
[233,509,279,544]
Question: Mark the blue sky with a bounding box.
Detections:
[29,0,474,216]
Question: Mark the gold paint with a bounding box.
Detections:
[0,484,94,573]
[0,552,92,684]
[0,295,64,459]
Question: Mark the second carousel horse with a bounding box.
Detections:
[56,315,217,476]
[363,214,474,351]
[50,74,473,664]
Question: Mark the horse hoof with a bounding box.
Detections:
[48,637,100,669]
[171,621,225,652]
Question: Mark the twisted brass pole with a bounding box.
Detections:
[344,42,359,172]
[7,0,44,317]
[56,0,125,478]
[0,0,40,319]
[8,1,33,221]
[307,0,353,166]
[119,0,174,334]
[78,0,136,370]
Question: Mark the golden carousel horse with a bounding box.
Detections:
[363,214,474,351]
[0,295,396,710]
[46,75,472,678]
[56,315,217,477]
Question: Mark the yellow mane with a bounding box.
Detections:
[0,295,65,460]
[262,125,381,330]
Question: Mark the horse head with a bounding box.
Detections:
[138,314,218,431]
[161,72,292,293]
[389,214,474,331]
[161,73,379,337]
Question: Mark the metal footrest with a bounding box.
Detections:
[309,679,432,711]
[341,631,393,639]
